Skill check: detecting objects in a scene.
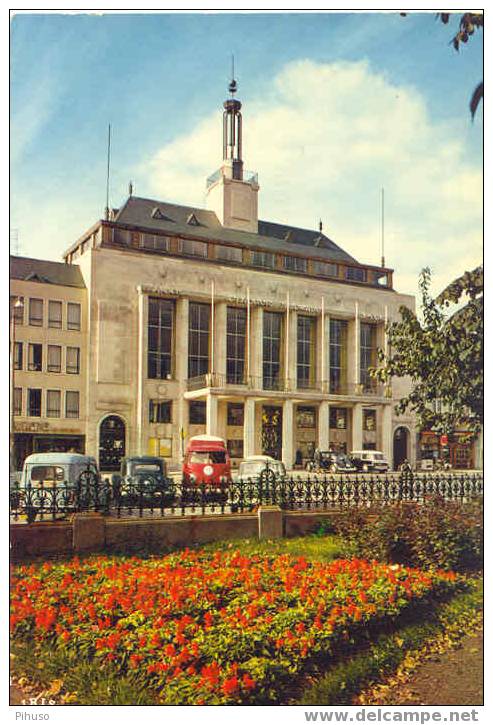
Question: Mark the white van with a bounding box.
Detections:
[350,450,389,473]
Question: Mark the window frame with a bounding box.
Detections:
[28,343,43,372]
[28,298,43,327]
[66,346,80,375]
[148,297,174,380]
[329,319,348,394]
[48,300,63,329]
[27,388,42,417]
[226,307,247,385]
[148,399,172,424]
[188,302,210,379]
[46,389,62,418]
[47,344,62,373]
[67,302,81,331]
[65,391,80,419]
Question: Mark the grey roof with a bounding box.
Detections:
[114,196,358,264]
[10,256,86,289]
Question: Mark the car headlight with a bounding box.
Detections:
[189,474,196,483]
[220,476,228,484]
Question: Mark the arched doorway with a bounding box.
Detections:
[393,426,409,470]
[99,415,126,471]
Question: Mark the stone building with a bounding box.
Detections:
[11,80,418,472]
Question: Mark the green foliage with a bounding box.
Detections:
[199,534,345,562]
[372,266,483,436]
[334,497,483,572]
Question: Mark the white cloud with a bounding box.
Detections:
[139,58,482,302]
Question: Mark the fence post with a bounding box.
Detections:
[72,512,105,552]
[257,505,283,540]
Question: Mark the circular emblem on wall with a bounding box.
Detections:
[158,384,168,396]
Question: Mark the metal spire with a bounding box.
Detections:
[228,54,237,96]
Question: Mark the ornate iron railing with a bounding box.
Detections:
[9,469,483,523]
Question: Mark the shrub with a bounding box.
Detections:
[334,496,482,572]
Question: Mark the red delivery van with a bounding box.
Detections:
[182,435,232,486]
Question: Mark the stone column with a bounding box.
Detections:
[206,394,218,436]
[318,401,329,449]
[244,397,256,458]
[352,403,363,451]
[380,404,393,466]
[353,302,360,388]
[317,310,330,391]
[249,306,263,386]
[176,297,189,460]
[286,310,297,392]
[282,399,294,469]
[136,289,148,456]
[214,301,227,381]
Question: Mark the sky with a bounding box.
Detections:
[10,10,483,300]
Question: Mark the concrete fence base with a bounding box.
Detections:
[10,507,347,559]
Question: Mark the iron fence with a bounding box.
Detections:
[9,469,483,523]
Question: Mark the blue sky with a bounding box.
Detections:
[10,11,483,298]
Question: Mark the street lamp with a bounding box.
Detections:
[10,296,24,472]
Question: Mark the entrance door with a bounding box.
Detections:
[393,427,408,470]
[99,415,126,471]
[261,406,283,461]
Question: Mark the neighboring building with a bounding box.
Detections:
[10,80,418,472]
[10,257,87,470]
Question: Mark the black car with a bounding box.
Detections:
[305,451,357,474]
[111,456,175,506]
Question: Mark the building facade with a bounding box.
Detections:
[10,80,419,472]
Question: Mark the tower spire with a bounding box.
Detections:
[223,56,243,180]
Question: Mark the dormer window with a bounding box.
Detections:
[186,213,201,227]
[151,207,173,222]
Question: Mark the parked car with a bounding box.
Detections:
[236,455,286,481]
[111,456,174,506]
[182,436,231,502]
[305,451,357,474]
[13,452,101,522]
[350,450,389,473]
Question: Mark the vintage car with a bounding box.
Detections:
[305,451,357,474]
[111,456,174,505]
[350,450,389,473]
[182,435,231,486]
[12,453,101,522]
[236,455,286,482]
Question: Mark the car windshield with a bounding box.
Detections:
[30,465,65,482]
[189,451,226,464]
[373,453,384,460]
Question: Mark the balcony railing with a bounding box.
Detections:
[186,374,390,397]
[206,168,258,189]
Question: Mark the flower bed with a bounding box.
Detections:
[10,551,458,705]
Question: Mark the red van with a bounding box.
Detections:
[182,435,232,486]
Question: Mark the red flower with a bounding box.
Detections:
[242,674,256,690]
[222,676,239,695]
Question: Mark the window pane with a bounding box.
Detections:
[263,311,283,389]
[216,245,242,262]
[180,239,208,257]
[313,260,338,277]
[283,256,307,273]
[189,401,206,424]
[47,390,61,418]
[14,342,23,370]
[28,343,43,372]
[65,391,80,418]
[46,345,61,373]
[28,388,42,417]
[66,346,80,374]
[329,319,348,393]
[226,307,246,384]
[188,303,210,379]
[13,388,22,416]
[149,400,172,424]
[252,251,275,269]
[227,403,244,426]
[67,303,81,330]
[48,300,62,328]
[346,267,366,282]
[29,298,43,326]
[360,323,377,390]
[297,316,316,388]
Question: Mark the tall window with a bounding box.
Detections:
[283,255,307,273]
[14,342,23,370]
[297,315,316,388]
[47,345,61,373]
[28,343,43,372]
[141,234,170,252]
[312,261,338,278]
[48,300,62,328]
[188,302,210,379]
[29,298,43,326]
[47,390,61,418]
[27,388,42,417]
[226,307,246,384]
[263,311,283,390]
[346,267,366,283]
[148,298,174,379]
[65,391,80,419]
[67,303,81,331]
[189,401,206,424]
[216,245,242,263]
[329,319,348,394]
[360,323,377,390]
[180,239,208,257]
[149,400,172,424]
[66,346,80,374]
[14,388,22,416]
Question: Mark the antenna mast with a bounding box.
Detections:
[380,187,385,268]
[105,124,111,220]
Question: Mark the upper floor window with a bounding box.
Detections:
[227,402,244,426]
[28,343,43,372]
[263,311,283,390]
[141,234,170,252]
[346,267,367,283]
[148,298,174,379]
[149,400,172,424]
[10,296,24,324]
[14,342,23,370]
[47,345,61,373]
[65,391,80,419]
[252,251,276,269]
[189,400,206,425]
[27,388,42,417]
[66,346,80,375]
[188,302,210,379]
[29,298,43,326]
[67,303,81,331]
[283,255,307,273]
[312,260,338,278]
[329,319,348,394]
[180,238,208,258]
[226,307,246,385]
[47,390,61,418]
[215,244,243,263]
[297,315,316,388]
[363,408,377,431]
[360,322,377,390]
[48,300,62,328]
[13,387,22,416]
[330,407,348,430]
[113,228,131,245]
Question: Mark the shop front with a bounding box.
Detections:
[419,430,477,469]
